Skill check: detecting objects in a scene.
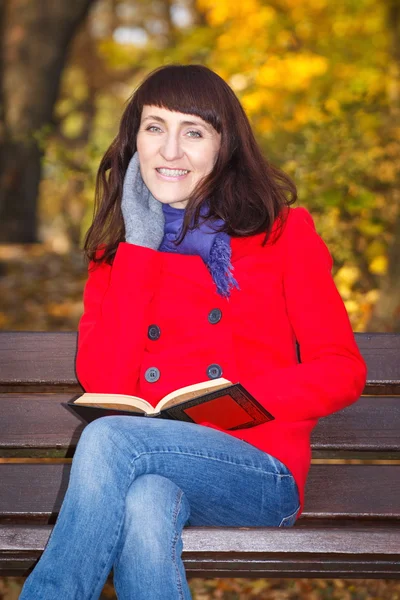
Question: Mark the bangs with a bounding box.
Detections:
[135,65,223,133]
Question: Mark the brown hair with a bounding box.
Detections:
[83,64,297,265]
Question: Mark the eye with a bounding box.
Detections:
[187,130,202,138]
[146,125,162,133]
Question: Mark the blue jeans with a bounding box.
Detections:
[20,416,300,600]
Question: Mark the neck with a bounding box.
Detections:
[163,203,185,214]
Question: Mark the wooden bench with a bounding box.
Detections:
[0,331,399,579]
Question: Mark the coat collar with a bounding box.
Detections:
[231,206,288,262]
[159,208,288,291]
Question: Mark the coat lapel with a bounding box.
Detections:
[159,208,288,290]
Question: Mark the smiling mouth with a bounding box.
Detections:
[156,168,190,177]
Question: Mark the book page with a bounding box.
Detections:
[82,403,149,414]
[157,378,232,410]
[74,393,156,414]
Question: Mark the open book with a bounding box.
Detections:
[67,378,274,431]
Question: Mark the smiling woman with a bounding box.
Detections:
[136,106,221,209]
[19,64,367,600]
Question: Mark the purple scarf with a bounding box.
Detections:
[159,203,240,298]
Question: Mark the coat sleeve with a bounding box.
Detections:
[75,242,161,394]
[244,207,367,422]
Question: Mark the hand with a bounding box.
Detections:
[121,152,164,249]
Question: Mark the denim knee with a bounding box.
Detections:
[70,417,131,492]
[122,474,190,560]
[75,416,131,458]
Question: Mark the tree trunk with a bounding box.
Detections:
[0,0,95,242]
[368,209,400,331]
[367,0,400,332]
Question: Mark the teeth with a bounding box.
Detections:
[157,168,189,177]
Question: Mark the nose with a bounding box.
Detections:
[159,132,184,161]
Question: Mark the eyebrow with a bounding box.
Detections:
[142,114,214,133]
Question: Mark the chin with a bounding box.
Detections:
[152,194,188,207]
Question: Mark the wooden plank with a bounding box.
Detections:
[312,396,400,451]
[1,524,399,578]
[0,394,399,454]
[358,333,400,394]
[0,464,399,521]
[0,332,80,388]
[1,332,400,390]
[2,523,398,555]
[0,394,84,451]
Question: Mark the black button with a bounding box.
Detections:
[144,367,160,383]
[207,364,223,379]
[148,325,161,341]
[208,309,222,324]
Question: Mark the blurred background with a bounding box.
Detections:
[0,0,399,598]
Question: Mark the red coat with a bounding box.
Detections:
[76,206,367,512]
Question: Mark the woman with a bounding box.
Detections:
[20,64,367,600]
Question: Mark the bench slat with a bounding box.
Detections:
[0,394,83,451]
[0,332,79,388]
[2,523,398,554]
[312,395,400,451]
[1,332,400,391]
[1,524,399,578]
[0,394,399,454]
[0,464,399,521]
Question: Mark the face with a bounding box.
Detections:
[136,105,221,209]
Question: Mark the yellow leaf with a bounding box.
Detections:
[344,299,359,313]
[369,255,388,275]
